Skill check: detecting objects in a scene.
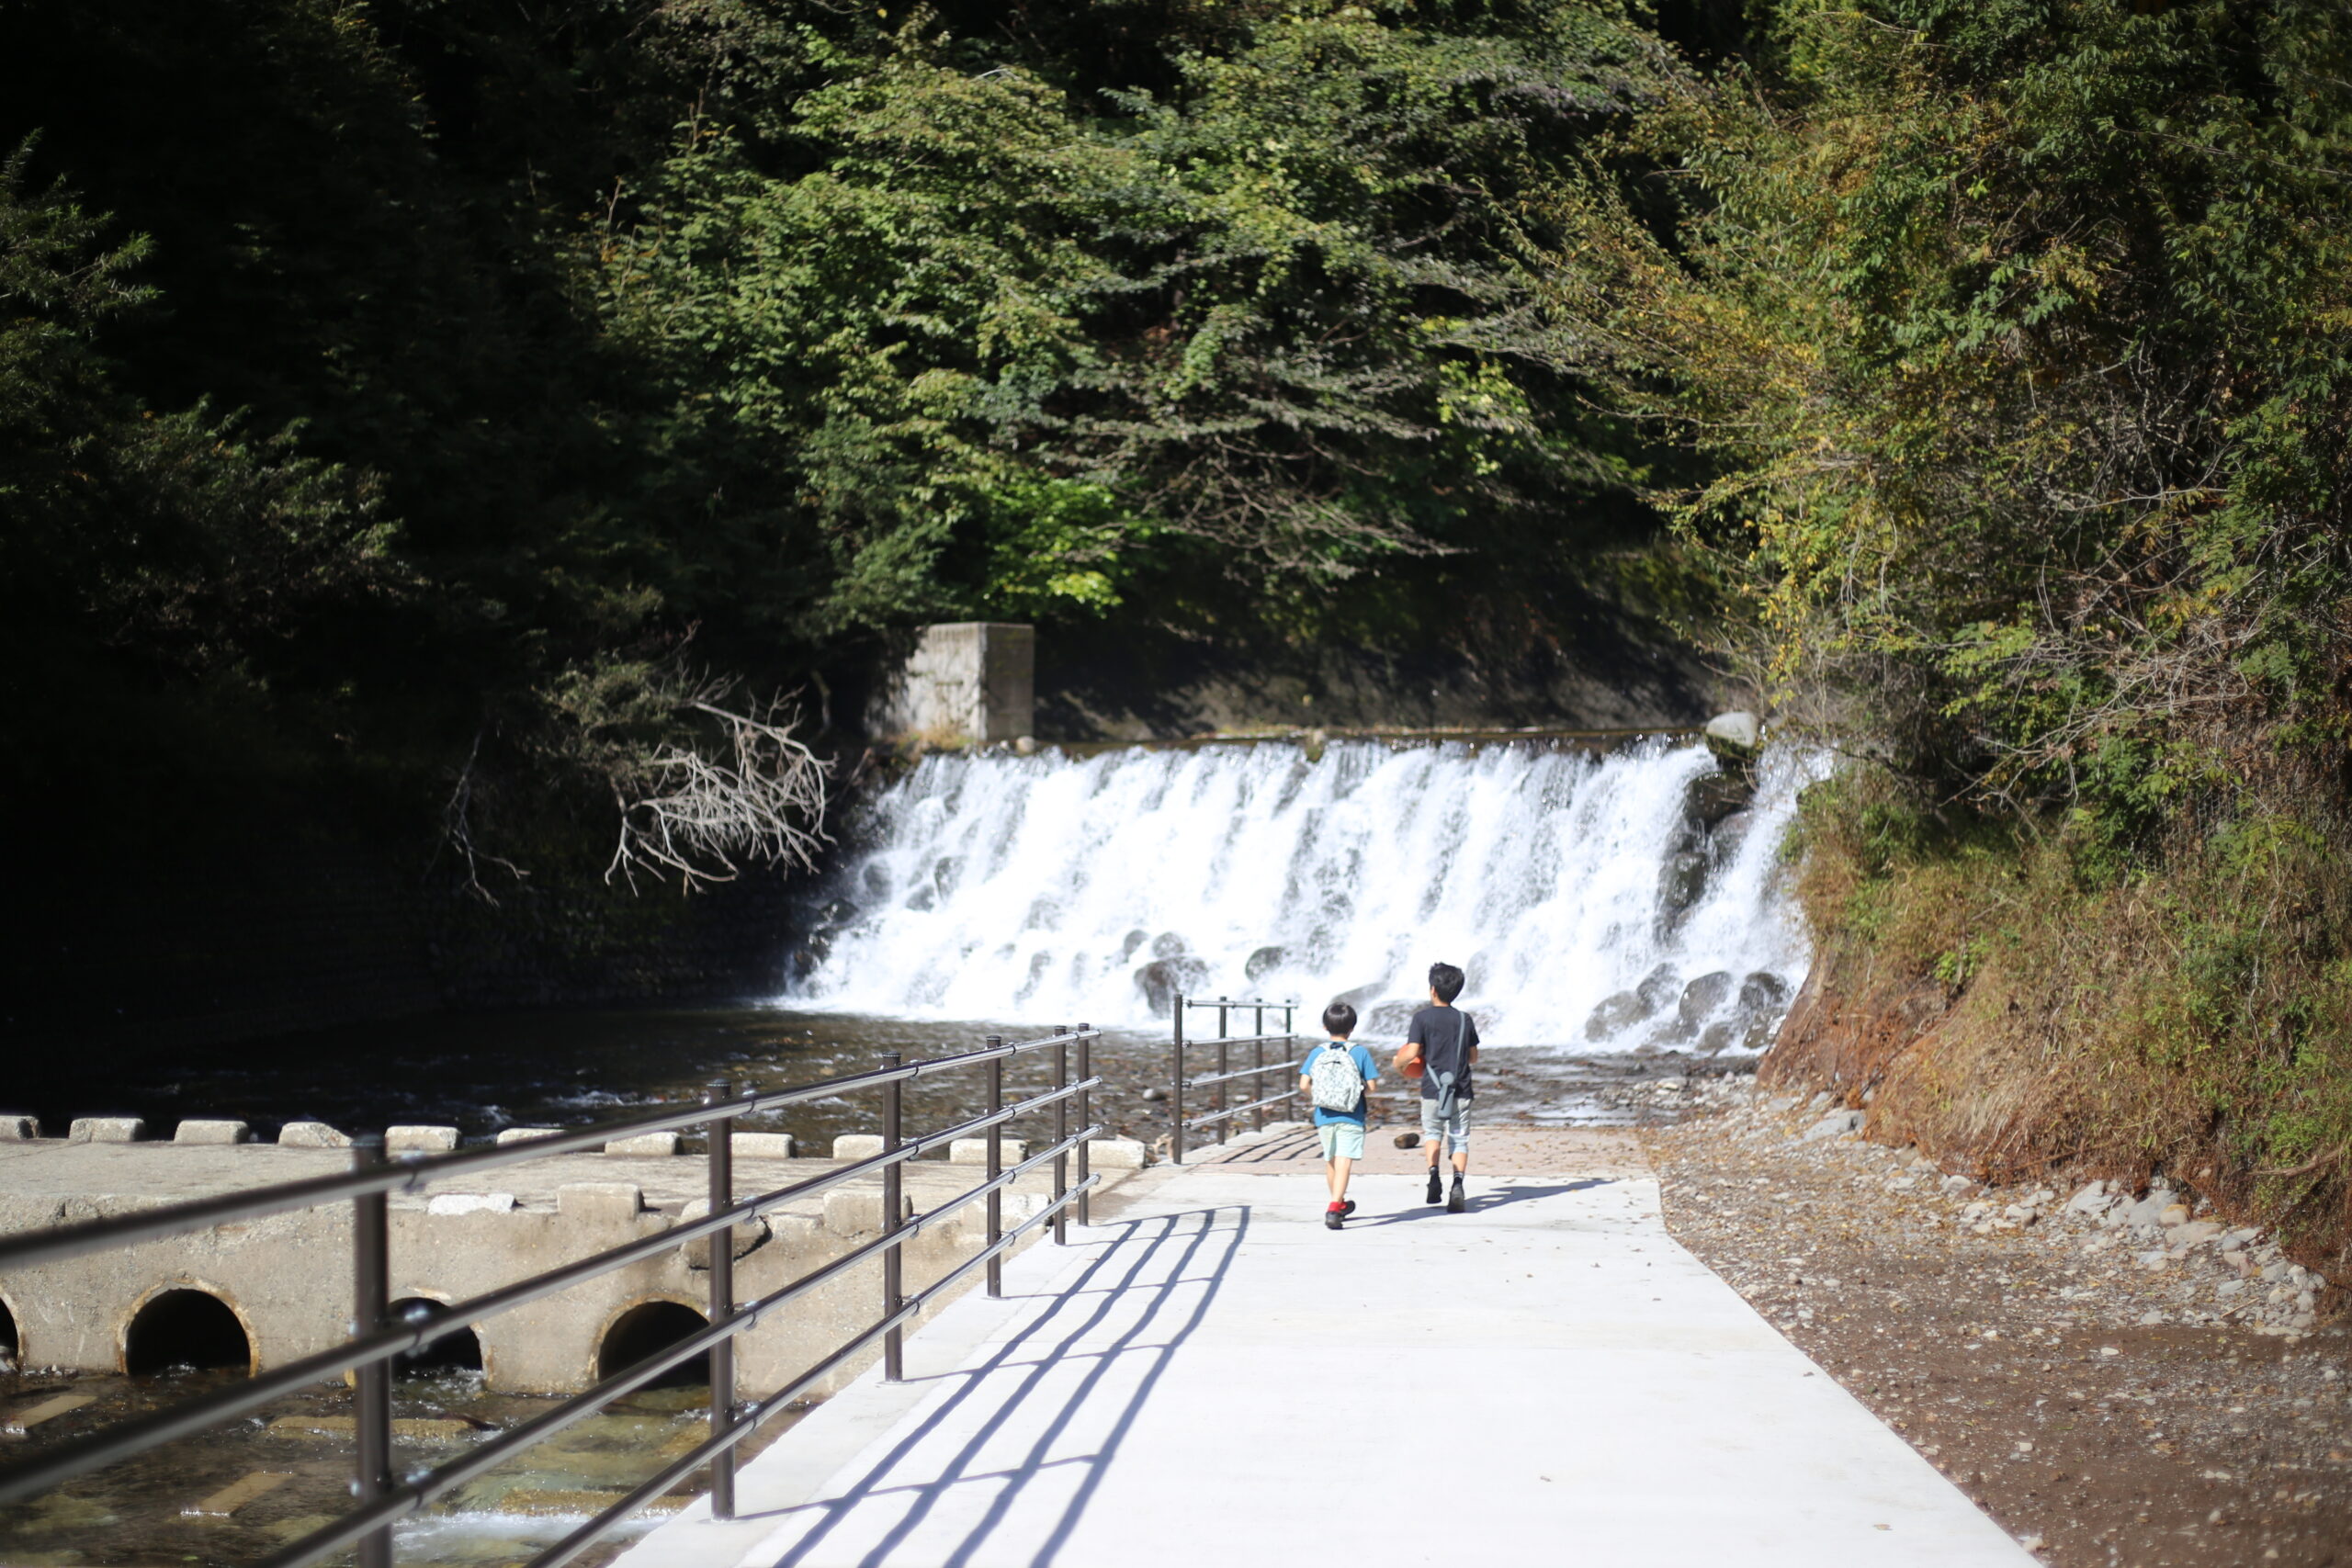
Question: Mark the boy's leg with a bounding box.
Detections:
[1419,1100,1444,1202]
[1330,1154,1354,1202]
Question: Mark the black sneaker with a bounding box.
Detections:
[1447,1176,1466,1213]
[1325,1203,1344,1230]
[1340,1200,1357,1218]
[1425,1168,1443,1204]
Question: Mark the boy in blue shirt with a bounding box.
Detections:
[1299,1000,1379,1230]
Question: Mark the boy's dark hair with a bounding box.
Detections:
[1322,1000,1358,1037]
[1429,963,1466,1003]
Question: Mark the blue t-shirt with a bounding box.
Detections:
[1300,1042,1379,1127]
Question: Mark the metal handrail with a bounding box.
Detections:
[1170,991,1298,1164]
[1183,1089,1295,1130]
[1183,1058,1296,1091]
[0,1022,1105,1568]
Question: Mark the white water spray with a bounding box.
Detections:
[784,739,1818,1049]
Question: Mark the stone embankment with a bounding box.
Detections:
[1646,1082,2351,1568]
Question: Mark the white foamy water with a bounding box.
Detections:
[784,739,1819,1049]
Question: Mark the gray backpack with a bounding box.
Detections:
[1307,1043,1365,1114]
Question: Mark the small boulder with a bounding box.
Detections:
[1135,956,1212,1018]
[1244,945,1289,983]
[1802,1110,1865,1142]
[1636,964,1684,1016]
[1583,990,1648,1041]
[1674,971,1736,1036]
[1703,711,1762,761]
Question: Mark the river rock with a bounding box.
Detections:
[1584,990,1647,1041]
[1703,710,1763,761]
[1674,971,1736,1037]
[1682,769,1754,830]
[1151,931,1191,959]
[1657,852,1709,922]
[1636,964,1683,1016]
[1245,945,1288,983]
[1119,929,1149,962]
[1135,956,1211,1017]
[1803,1109,1865,1142]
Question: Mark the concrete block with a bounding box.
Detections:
[426,1192,516,1216]
[604,1132,678,1157]
[277,1121,351,1147]
[386,1125,459,1156]
[1086,1136,1149,1168]
[495,1127,563,1146]
[949,1137,1028,1165]
[870,622,1035,743]
[731,1133,797,1159]
[68,1117,143,1144]
[0,1115,39,1141]
[679,1198,772,1267]
[832,1134,885,1160]
[174,1119,249,1145]
[822,1189,913,1236]
[558,1183,643,1223]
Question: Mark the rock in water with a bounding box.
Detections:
[1135,956,1211,1016]
[1245,944,1288,983]
[1150,931,1191,959]
[1674,971,1736,1036]
[1703,710,1762,761]
[1635,964,1683,1016]
[1584,990,1646,1041]
[1657,852,1709,920]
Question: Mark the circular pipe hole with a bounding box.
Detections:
[597,1301,708,1389]
[389,1298,482,1377]
[124,1289,250,1376]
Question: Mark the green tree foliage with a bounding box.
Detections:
[1559,0,2352,837]
[605,5,1668,628]
[1562,2,2352,1260]
[0,0,1672,877]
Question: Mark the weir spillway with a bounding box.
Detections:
[788,735,1817,1053]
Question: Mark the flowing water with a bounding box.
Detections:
[787,737,1817,1052]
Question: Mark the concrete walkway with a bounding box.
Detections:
[616,1133,2037,1568]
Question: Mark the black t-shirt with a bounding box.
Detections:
[1408,1005,1479,1100]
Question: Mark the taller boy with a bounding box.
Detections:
[1396,962,1479,1213]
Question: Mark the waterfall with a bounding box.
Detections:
[783,738,1820,1052]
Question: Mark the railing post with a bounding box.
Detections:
[1215,1000,1230,1146]
[881,1052,904,1382]
[350,1134,393,1568]
[702,1078,737,1521]
[1171,996,1187,1167]
[1286,1003,1299,1117]
[1253,1001,1267,1133]
[985,1034,1004,1298]
[1075,1024,1092,1227]
[1053,1027,1069,1245]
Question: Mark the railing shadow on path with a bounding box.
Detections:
[744,1202,1249,1568]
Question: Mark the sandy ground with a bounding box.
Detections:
[1644,1080,2352,1568]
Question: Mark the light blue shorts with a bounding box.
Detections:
[1420,1100,1471,1151]
[1317,1122,1366,1161]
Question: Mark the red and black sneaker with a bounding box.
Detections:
[1340,1200,1357,1218]
[1324,1201,1345,1230]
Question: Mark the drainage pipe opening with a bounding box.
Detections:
[124,1289,250,1376]
[597,1301,708,1390]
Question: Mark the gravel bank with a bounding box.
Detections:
[1645,1082,2351,1567]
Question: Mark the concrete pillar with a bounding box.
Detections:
[871,623,1035,745]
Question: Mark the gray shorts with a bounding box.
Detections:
[1419,1099,1471,1150]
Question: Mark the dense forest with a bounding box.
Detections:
[4,4,2348,1263]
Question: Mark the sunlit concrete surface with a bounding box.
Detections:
[616,1138,2038,1568]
